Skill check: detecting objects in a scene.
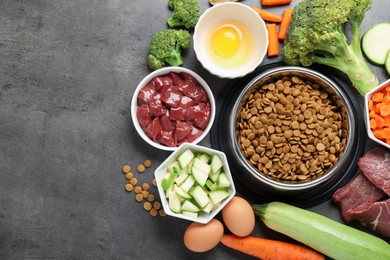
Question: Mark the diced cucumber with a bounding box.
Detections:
[209,169,221,183]
[211,154,223,174]
[168,192,181,213]
[177,149,195,168]
[202,201,214,213]
[182,211,198,218]
[189,185,210,208]
[181,200,200,213]
[167,161,180,174]
[362,22,390,65]
[197,153,211,164]
[174,184,192,199]
[191,167,209,187]
[175,170,189,185]
[211,202,221,211]
[209,190,230,204]
[165,183,175,199]
[216,172,231,188]
[161,172,171,191]
[180,175,196,192]
[162,171,178,191]
[192,157,211,174]
[386,49,390,76]
[205,179,217,191]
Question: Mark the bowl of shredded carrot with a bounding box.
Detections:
[364,79,390,149]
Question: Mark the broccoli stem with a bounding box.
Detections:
[164,42,184,67]
[167,13,184,28]
[311,25,378,95]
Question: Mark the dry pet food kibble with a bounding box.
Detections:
[137,164,145,173]
[125,172,134,180]
[236,75,347,183]
[125,183,134,192]
[144,159,152,168]
[130,177,138,186]
[122,165,131,173]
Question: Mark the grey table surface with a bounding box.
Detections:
[0,0,389,259]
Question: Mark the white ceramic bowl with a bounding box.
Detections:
[154,143,236,223]
[364,79,390,150]
[193,2,268,79]
[131,67,216,151]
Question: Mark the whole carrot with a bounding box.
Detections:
[266,23,279,57]
[221,234,325,260]
[252,6,282,23]
[278,8,293,41]
[261,0,292,6]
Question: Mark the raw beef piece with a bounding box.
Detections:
[358,147,390,195]
[137,81,156,105]
[332,173,386,223]
[136,104,152,127]
[348,199,390,237]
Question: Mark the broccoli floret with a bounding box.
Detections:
[148,29,191,70]
[167,0,200,30]
[282,0,378,95]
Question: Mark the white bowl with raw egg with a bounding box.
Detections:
[193,2,268,78]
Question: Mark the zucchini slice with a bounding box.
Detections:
[362,22,390,65]
[386,49,390,76]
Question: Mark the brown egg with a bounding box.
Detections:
[222,196,255,237]
[183,219,224,252]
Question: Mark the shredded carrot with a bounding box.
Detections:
[266,23,280,57]
[252,6,282,23]
[278,8,293,41]
[221,234,325,260]
[369,84,390,145]
[261,0,292,6]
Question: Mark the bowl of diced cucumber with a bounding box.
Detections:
[154,143,236,223]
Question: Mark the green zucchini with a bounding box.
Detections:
[253,202,390,260]
[385,49,390,76]
[362,22,390,65]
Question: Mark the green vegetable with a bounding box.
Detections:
[386,50,390,76]
[147,29,191,70]
[167,0,200,30]
[161,149,232,216]
[282,0,378,95]
[253,202,390,260]
[362,22,390,65]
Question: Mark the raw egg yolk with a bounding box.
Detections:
[212,26,240,57]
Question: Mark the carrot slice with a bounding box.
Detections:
[266,23,279,57]
[278,8,293,41]
[372,92,384,102]
[261,0,292,6]
[252,6,282,23]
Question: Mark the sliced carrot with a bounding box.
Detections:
[379,104,390,117]
[368,99,374,110]
[261,0,292,6]
[369,110,378,118]
[384,115,390,127]
[383,127,390,139]
[221,234,325,260]
[278,8,293,41]
[375,116,385,128]
[252,6,282,23]
[373,129,384,140]
[266,23,279,57]
[372,92,384,102]
[375,103,382,114]
[370,119,377,129]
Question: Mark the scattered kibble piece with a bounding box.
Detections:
[122,165,131,173]
[125,183,133,192]
[152,179,157,187]
[153,201,161,210]
[159,209,166,217]
[143,201,152,211]
[134,186,142,194]
[125,172,134,180]
[147,194,155,202]
[144,159,152,168]
[137,164,146,173]
[150,208,158,216]
[142,190,149,199]
[135,194,144,202]
[142,183,150,191]
[130,178,138,186]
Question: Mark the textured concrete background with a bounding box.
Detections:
[0,0,389,259]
